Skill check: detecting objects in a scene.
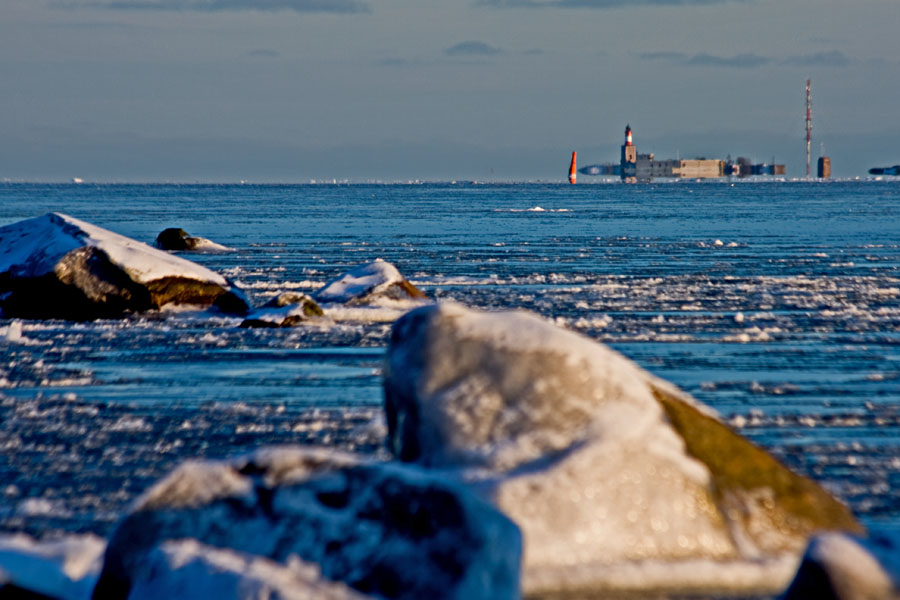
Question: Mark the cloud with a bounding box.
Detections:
[782,50,853,68]
[476,0,745,8]
[445,41,502,57]
[687,52,771,68]
[639,51,770,68]
[248,49,280,58]
[67,0,370,13]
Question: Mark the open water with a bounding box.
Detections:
[0,181,898,541]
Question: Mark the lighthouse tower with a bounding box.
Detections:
[620,124,637,183]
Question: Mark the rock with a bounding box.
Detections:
[128,539,367,600]
[314,259,425,306]
[240,292,325,328]
[0,532,105,600]
[383,303,862,597]
[0,213,248,319]
[92,446,521,600]
[780,531,900,600]
[156,228,229,252]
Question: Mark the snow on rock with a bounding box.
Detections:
[155,228,230,252]
[314,259,426,306]
[128,539,367,600]
[383,303,862,597]
[240,292,325,328]
[780,531,900,600]
[0,532,105,600]
[93,446,521,600]
[0,213,248,319]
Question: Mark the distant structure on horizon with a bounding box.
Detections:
[817,156,831,179]
[579,125,785,183]
[869,165,900,176]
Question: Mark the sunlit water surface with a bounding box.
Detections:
[0,181,898,541]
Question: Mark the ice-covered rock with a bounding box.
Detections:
[383,303,862,596]
[92,446,520,600]
[0,213,248,319]
[314,259,426,306]
[780,531,900,600]
[0,532,105,600]
[155,227,229,252]
[128,539,367,600]
[240,292,325,328]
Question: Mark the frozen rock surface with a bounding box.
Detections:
[240,292,325,328]
[155,227,229,252]
[92,446,520,600]
[383,303,862,596]
[0,213,248,319]
[129,539,367,600]
[314,259,426,306]
[781,530,900,600]
[0,532,105,600]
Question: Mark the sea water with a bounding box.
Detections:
[0,181,898,540]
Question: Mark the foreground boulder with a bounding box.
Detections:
[240,292,325,328]
[92,446,521,600]
[781,531,900,600]
[384,303,862,597]
[0,213,248,319]
[314,259,425,306]
[156,227,229,252]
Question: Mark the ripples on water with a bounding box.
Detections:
[0,181,898,538]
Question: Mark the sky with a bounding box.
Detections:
[1,0,898,182]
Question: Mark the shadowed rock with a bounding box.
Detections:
[314,259,425,306]
[156,228,229,252]
[780,531,900,600]
[92,446,521,600]
[0,213,248,319]
[383,303,862,597]
[240,292,325,328]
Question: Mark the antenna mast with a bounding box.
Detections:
[806,79,812,179]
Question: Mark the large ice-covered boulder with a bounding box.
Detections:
[128,539,367,600]
[314,259,426,306]
[780,531,900,600]
[92,446,521,600]
[240,292,325,328]
[0,532,105,600]
[383,303,862,597]
[0,213,248,319]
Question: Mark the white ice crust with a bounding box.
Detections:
[129,539,366,600]
[314,259,407,304]
[0,533,105,600]
[0,213,228,286]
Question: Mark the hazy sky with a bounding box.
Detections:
[2,0,898,181]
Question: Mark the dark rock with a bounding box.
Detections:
[240,293,324,328]
[155,228,228,252]
[92,446,521,600]
[0,213,248,319]
[780,531,900,600]
[156,228,200,251]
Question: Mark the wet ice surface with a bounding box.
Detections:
[0,181,899,543]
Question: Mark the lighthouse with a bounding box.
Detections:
[568,151,577,184]
[621,124,637,183]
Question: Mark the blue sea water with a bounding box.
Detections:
[0,181,898,539]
